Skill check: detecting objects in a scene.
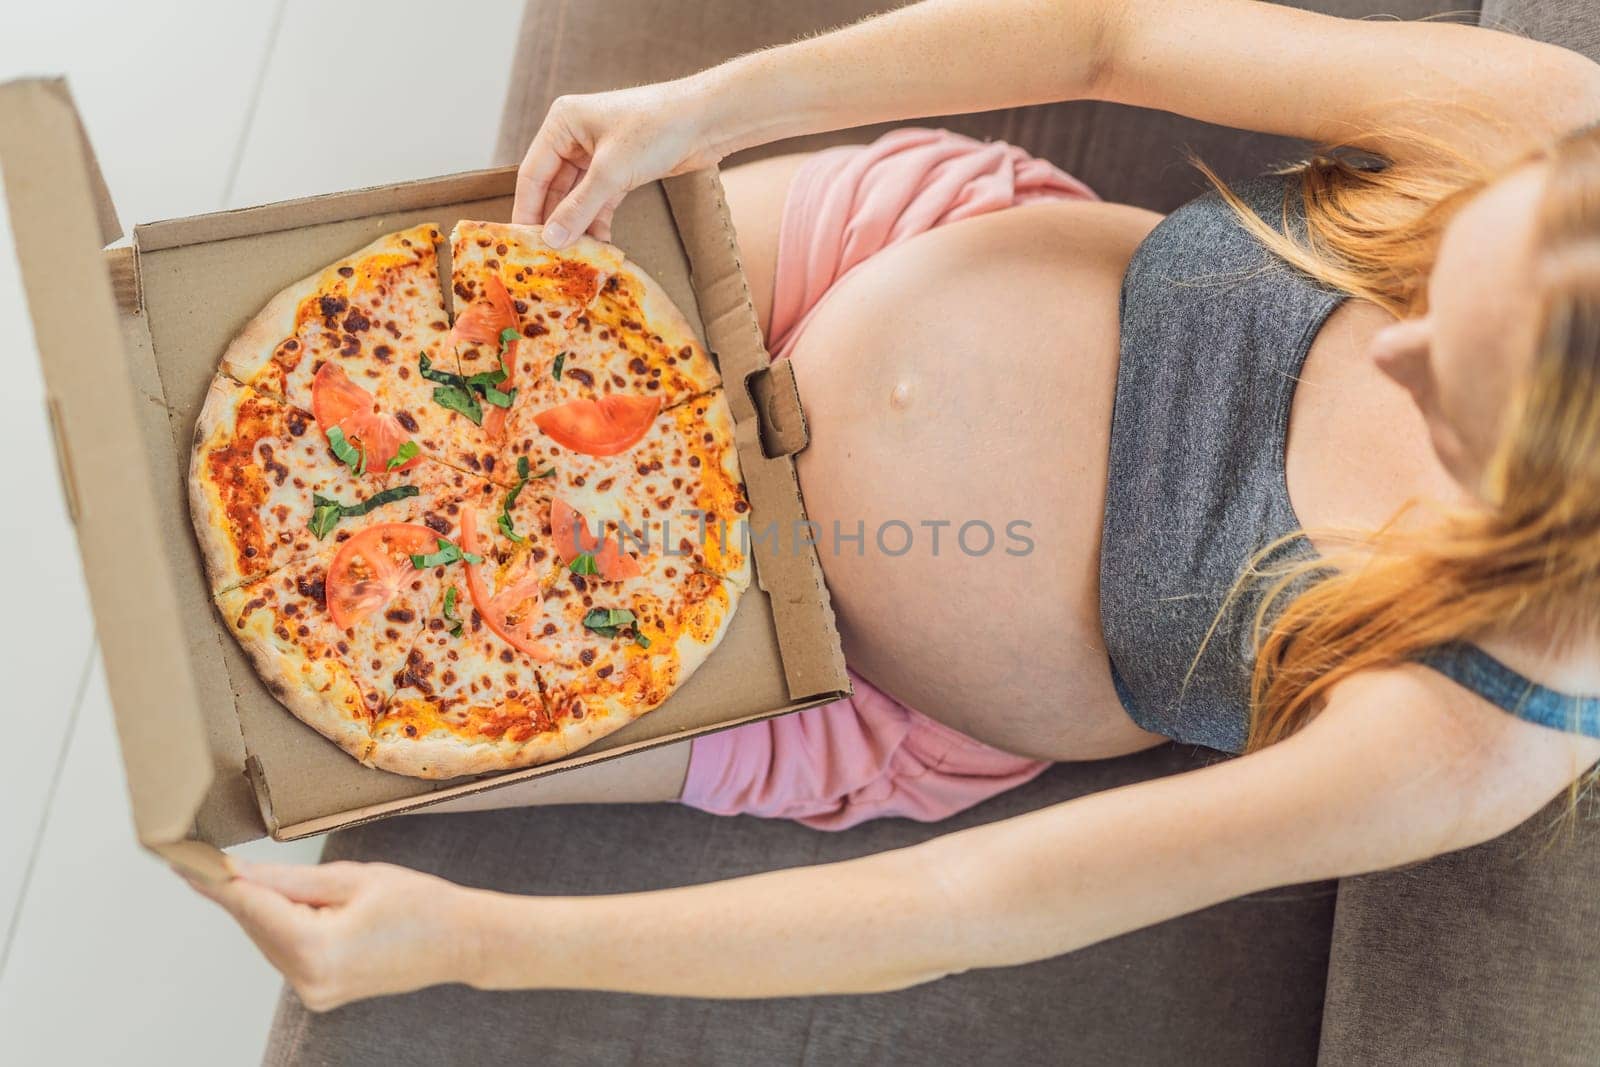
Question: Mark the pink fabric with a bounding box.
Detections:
[767,126,1098,360]
[681,129,1096,831]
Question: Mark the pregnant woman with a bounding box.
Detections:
[193,0,1600,1008]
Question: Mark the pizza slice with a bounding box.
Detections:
[535,550,741,759]
[437,220,624,479]
[470,233,721,414]
[443,222,723,469]
[380,471,568,777]
[190,377,509,593]
[502,388,752,587]
[217,223,464,475]
[541,252,722,410]
[215,479,501,769]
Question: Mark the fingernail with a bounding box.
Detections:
[543,222,569,247]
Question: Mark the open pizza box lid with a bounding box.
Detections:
[1,77,850,881]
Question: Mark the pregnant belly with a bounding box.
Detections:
[787,201,1165,761]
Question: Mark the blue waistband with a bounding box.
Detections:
[1415,642,1600,738]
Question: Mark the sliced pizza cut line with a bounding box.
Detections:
[216,223,470,479]
[378,482,569,779]
[377,482,741,777]
[501,388,753,590]
[189,375,510,596]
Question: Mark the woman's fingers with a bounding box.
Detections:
[234,860,363,906]
[189,870,312,950]
[514,154,559,226]
[587,190,629,243]
[545,157,627,249]
[541,159,580,233]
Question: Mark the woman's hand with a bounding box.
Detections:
[185,859,484,1011]
[513,80,728,246]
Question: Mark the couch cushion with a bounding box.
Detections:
[265,745,1337,1066]
[1481,0,1600,61]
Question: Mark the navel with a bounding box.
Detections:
[889,380,914,411]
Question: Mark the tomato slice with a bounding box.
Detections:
[310,362,420,474]
[460,508,554,660]
[550,496,643,582]
[451,274,516,347]
[532,394,660,457]
[325,523,440,631]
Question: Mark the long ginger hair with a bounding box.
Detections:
[1196,122,1600,751]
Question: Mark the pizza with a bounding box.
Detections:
[191,222,749,779]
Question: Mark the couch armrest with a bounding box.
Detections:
[1318,790,1600,1066]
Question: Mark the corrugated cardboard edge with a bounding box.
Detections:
[0,78,219,861]
[268,699,828,839]
[134,167,518,252]
[663,169,850,700]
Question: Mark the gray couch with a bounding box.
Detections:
[265,2,1600,1063]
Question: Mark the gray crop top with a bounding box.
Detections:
[1099,175,1598,753]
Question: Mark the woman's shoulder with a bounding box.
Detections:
[1326,658,1600,765]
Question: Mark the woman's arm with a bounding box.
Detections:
[466,666,1597,998]
[195,666,1597,1008]
[701,1,1600,164]
[517,0,1600,239]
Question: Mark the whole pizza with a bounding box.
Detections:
[189,222,750,778]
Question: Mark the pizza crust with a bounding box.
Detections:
[218,224,443,391]
[214,582,380,766]
[612,255,722,396]
[189,377,251,594]
[362,728,567,780]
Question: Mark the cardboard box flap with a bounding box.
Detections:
[663,170,850,700]
[0,77,212,847]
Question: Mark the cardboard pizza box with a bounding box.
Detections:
[0,77,849,878]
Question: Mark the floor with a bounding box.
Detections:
[0,2,523,1061]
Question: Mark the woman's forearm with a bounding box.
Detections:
[462,837,967,998]
[687,0,1118,159]
[455,766,1284,999]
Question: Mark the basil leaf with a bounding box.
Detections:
[431,384,484,425]
[552,351,566,381]
[411,538,463,569]
[480,385,516,409]
[442,585,464,638]
[308,495,343,540]
[418,352,466,388]
[569,553,598,576]
[326,425,363,473]
[384,440,419,471]
[634,632,651,649]
[307,484,419,539]
[534,466,555,480]
[497,510,526,544]
[337,483,419,517]
[498,454,533,542]
[582,606,636,638]
[464,365,508,389]
[499,327,520,349]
